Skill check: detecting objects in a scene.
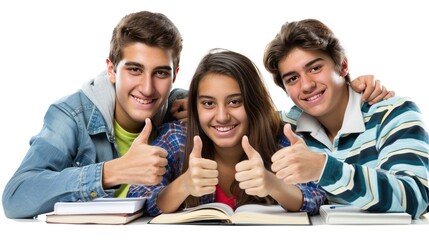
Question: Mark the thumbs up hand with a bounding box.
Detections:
[106,118,169,187]
[235,136,273,197]
[184,136,218,197]
[271,124,326,184]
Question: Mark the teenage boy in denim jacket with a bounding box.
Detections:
[2,11,187,219]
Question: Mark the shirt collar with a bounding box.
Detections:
[295,85,366,149]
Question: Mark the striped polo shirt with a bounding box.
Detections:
[281,87,429,218]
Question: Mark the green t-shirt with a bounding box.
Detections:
[113,120,139,198]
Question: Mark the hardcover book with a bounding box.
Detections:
[320,204,412,225]
[53,197,146,215]
[45,197,147,225]
[46,209,144,225]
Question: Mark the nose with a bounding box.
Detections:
[215,105,230,123]
[139,73,155,96]
[301,74,316,93]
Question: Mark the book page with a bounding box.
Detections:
[235,204,284,214]
[190,202,234,216]
[149,203,234,224]
[231,204,309,225]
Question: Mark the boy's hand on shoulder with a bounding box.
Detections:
[170,98,188,122]
[350,75,395,105]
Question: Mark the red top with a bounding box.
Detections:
[215,185,235,208]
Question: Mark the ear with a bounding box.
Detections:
[106,59,116,84]
[341,57,349,77]
[172,66,180,84]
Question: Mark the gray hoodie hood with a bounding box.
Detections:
[80,70,168,135]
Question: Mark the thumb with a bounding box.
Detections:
[241,135,257,159]
[190,135,202,158]
[283,124,302,145]
[137,118,152,144]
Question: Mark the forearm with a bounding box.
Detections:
[102,157,127,188]
[156,174,190,213]
[320,153,428,218]
[267,173,303,212]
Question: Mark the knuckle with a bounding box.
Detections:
[255,169,264,177]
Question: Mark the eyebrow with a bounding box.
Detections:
[281,57,324,80]
[124,61,172,71]
[198,95,214,100]
[198,93,242,99]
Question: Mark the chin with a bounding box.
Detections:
[213,141,240,149]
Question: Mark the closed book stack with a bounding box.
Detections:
[46,197,146,225]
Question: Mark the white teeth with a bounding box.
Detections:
[307,93,322,101]
[215,126,235,132]
[134,96,154,104]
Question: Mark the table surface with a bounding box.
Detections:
[2,212,428,240]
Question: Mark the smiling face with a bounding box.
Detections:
[197,73,249,151]
[278,47,349,122]
[107,42,177,133]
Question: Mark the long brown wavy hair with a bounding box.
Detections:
[182,49,285,208]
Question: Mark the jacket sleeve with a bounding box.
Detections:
[2,104,112,219]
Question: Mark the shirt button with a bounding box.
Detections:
[90,191,97,198]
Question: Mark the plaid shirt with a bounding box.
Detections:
[128,121,326,216]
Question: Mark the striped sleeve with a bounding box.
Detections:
[319,98,429,218]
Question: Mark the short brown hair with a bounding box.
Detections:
[263,19,349,91]
[109,11,183,73]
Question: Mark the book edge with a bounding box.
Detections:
[46,210,144,225]
[54,198,146,215]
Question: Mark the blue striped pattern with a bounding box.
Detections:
[283,96,429,218]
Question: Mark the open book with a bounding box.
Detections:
[149,202,310,225]
[320,204,412,225]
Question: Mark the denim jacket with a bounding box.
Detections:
[2,71,187,219]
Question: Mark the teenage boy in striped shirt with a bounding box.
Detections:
[263,18,429,219]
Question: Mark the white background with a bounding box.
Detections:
[0,0,428,238]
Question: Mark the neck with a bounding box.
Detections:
[214,145,244,166]
[214,145,243,198]
[317,87,349,142]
